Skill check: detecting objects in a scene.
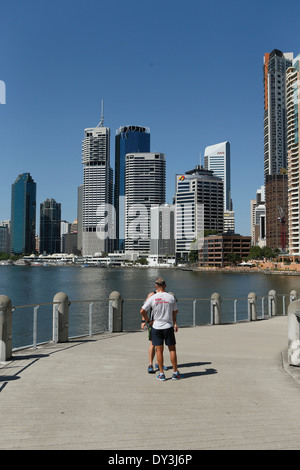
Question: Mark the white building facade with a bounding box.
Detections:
[81,122,113,256]
[204,141,232,211]
[125,153,165,253]
[174,166,223,259]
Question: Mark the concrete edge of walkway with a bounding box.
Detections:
[282,348,300,386]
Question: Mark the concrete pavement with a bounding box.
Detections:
[0,316,300,450]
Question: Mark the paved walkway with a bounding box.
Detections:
[0,316,300,450]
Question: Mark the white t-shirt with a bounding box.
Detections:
[142,292,178,330]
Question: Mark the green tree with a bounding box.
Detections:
[225,252,241,265]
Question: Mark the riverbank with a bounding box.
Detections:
[192,266,300,275]
[3,261,300,275]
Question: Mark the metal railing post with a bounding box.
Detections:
[234,299,237,322]
[33,305,39,350]
[89,302,94,337]
[193,300,196,327]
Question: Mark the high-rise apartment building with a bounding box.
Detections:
[114,125,150,251]
[286,55,300,256]
[125,152,165,253]
[263,49,293,250]
[81,110,113,256]
[174,166,223,259]
[10,173,36,254]
[39,198,61,254]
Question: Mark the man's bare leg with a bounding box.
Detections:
[168,345,178,372]
[156,345,164,374]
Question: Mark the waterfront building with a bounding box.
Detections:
[263,49,293,250]
[10,173,36,254]
[223,210,235,233]
[114,125,150,251]
[77,184,83,254]
[286,56,300,257]
[198,233,251,267]
[39,198,61,254]
[81,106,113,256]
[265,174,288,251]
[150,204,175,256]
[0,220,10,254]
[250,186,266,247]
[204,141,232,211]
[60,220,71,253]
[125,152,165,253]
[174,165,223,260]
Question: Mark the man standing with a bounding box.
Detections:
[140,277,181,381]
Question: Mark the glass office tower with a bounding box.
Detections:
[114,125,150,250]
[10,172,36,254]
[40,198,61,254]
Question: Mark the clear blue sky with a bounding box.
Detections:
[1,0,299,236]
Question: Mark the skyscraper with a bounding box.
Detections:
[174,166,223,259]
[263,49,293,250]
[39,198,61,254]
[204,141,232,211]
[264,50,293,177]
[10,173,36,254]
[286,55,300,256]
[114,125,150,250]
[81,105,113,256]
[250,186,266,247]
[125,152,165,253]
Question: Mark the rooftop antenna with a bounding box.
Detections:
[97,99,104,127]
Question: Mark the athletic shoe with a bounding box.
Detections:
[172,371,182,380]
[155,364,168,371]
[157,373,166,381]
[148,365,154,374]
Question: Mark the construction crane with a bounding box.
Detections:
[277,206,286,252]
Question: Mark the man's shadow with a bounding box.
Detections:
[177,361,217,379]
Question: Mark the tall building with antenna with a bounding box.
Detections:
[81,101,113,256]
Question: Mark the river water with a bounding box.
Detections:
[0,265,298,349]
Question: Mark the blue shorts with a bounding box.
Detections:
[151,327,176,347]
